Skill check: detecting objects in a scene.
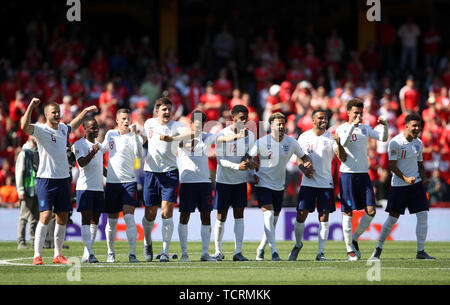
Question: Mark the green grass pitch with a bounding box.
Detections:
[0,241,449,285]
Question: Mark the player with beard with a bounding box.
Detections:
[249,112,313,261]
[288,109,346,261]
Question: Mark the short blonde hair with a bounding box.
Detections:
[268,112,286,125]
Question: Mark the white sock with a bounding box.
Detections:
[318,222,330,254]
[142,216,154,246]
[416,211,428,252]
[342,215,354,252]
[106,217,118,254]
[178,223,188,256]
[90,224,98,248]
[352,214,374,241]
[201,225,211,256]
[257,215,278,251]
[377,215,398,249]
[83,224,98,258]
[81,225,93,256]
[124,214,137,256]
[263,210,277,254]
[54,223,66,257]
[294,221,305,247]
[162,217,174,255]
[34,221,48,258]
[234,218,244,255]
[214,220,225,255]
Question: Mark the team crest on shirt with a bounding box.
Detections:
[283,145,289,152]
[391,149,397,156]
[361,127,367,136]
[61,129,66,136]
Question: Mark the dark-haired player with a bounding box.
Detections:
[141,97,188,262]
[335,98,388,261]
[161,110,245,261]
[213,105,256,261]
[73,117,103,263]
[289,109,346,261]
[370,113,434,260]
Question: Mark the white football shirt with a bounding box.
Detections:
[102,130,143,183]
[335,122,384,173]
[73,138,104,191]
[249,134,305,191]
[298,129,334,188]
[215,125,255,185]
[177,132,217,183]
[388,133,423,187]
[143,118,188,173]
[32,123,70,179]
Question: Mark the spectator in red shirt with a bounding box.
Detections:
[9,91,27,122]
[214,68,233,104]
[0,73,18,105]
[399,76,420,113]
[286,38,305,62]
[98,82,118,119]
[361,42,380,79]
[198,82,222,121]
[89,49,109,83]
[43,72,62,102]
[68,74,86,106]
[186,78,203,112]
[0,159,12,186]
[304,43,322,79]
[286,58,309,85]
[254,58,273,92]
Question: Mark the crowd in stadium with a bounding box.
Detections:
[0,15,449,208]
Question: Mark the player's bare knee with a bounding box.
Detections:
[296,210,308,223]
[233,207,244,219]
[217,211,227,222]
[200,212,211,225]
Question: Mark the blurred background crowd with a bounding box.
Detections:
[0,0,448,209]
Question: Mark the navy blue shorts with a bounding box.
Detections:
[339,173,376,212]
[76,190,105,213]
[179,183,214,213]
[105,182,138,213]
[214,182,247,211]
[297,186,336,213]
[143,170,179,206]
[36,178,72,213]
[386,181,429,215]
[255,187,284,213]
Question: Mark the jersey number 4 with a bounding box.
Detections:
[51,135,56,143]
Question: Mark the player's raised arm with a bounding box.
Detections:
[216,128,247,143]
[368,117,389,142]
[69,105,98,131]
[333,132,347,162]
[130,124,143,159]
[20,97,41,135]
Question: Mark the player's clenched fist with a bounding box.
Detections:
[30,97,41,108]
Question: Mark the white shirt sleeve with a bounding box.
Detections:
[293,140,305,159]
[101,131,111,154]
[73,140,88,160]
[388,140,400,161]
